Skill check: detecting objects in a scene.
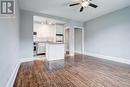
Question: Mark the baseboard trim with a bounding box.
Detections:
[86,52,130,65]
[6,61,21,87]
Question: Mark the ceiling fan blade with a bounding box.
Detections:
[80,7,84,12]
[69,3,80,6]
[89,3,98,8]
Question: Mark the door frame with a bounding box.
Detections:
[74,26,84,54]
[64,28,70,54]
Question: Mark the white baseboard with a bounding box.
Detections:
[6,61,21,87]
[86,52,130,65]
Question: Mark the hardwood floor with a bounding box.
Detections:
[14,54,130,87]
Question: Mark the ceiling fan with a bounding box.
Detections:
[69,0,98,12]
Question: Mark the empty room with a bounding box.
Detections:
[0,0,130,87]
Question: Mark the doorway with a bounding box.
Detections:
[65,28,70,55]
[74,27,84,54]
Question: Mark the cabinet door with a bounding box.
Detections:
[56,24,64,34]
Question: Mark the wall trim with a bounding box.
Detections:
[86,52,130,65]
[6,61,21,87]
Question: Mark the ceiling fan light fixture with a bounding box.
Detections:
[81,1,89,7]
[69,0,98,12]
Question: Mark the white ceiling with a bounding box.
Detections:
[19,0,130,22]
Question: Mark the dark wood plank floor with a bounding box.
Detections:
[14,54,130,87]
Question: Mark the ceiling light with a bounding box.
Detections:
[81,1,89,7]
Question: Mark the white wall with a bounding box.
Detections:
[20,10,84,58]
[20,10,33,58]
[85,6,130,60]
[0,0,20,86]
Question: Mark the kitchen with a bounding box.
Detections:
[33,16,66,61]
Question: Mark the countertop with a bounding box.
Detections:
[34,41,64,44]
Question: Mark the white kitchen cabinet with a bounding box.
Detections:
[46,43,65,61]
